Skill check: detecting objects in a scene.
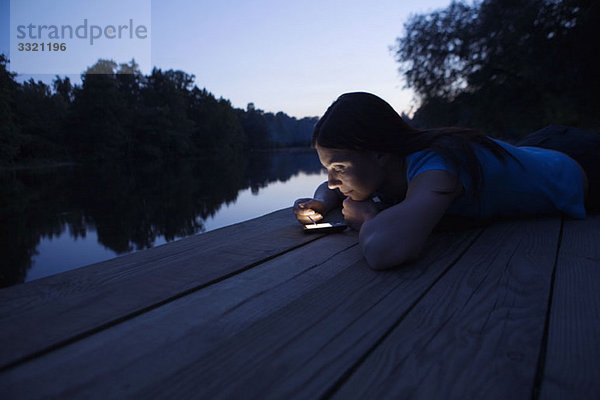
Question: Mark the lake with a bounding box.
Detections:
[0,149,327,287]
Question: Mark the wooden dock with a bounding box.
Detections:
[1,208,599,399]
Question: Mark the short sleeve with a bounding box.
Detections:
[405,149,480,216]
[405,150,458,182]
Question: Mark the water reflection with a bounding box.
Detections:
[0,149,323,288]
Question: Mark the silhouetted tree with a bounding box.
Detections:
[188,87,246,154]
[53,76,73,103]
[15,79,70,160]
[1,54,318,164]
[135,68,195,158]
[394,0,600,135]
[0,55,21,165]
[68,60,131,159]
[238,105,272,149]
[116,60,144,157]
[263,112,316,147]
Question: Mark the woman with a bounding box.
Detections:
[293,92,599,270]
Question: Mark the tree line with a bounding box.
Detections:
[393,0,599,138]
[0,56,318,166]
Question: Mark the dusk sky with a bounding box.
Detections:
[1,0,452,118]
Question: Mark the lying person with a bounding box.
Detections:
[293,92,599,269]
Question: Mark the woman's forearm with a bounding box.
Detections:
[358,170,461,269]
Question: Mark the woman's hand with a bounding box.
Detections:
[293,198,327,225]
[342,197,379,231]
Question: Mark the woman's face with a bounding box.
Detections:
[315,144,385,201]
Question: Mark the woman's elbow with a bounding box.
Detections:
[361,234,421,270]
[365,249,418,270]
[364,252,398,270]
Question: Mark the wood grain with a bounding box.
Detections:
[332,217,561,399]
[3,209,591,400]
[539,213,600,399]
[0,208,326,369]
[0,228,474,398]
[0,232,360,399]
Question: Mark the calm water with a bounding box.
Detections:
[0,149,327,287]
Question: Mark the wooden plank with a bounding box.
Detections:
[0,222,480,398]
[331,217,561,399]
[174,228,483,400]
[539,214,600,399]
[0,232,361,399]
[0,208,329,369]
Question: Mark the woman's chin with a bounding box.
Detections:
[350,193,369,202]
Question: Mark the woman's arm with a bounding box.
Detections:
[358,170,463,270]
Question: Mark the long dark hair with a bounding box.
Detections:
[312,92,513,194]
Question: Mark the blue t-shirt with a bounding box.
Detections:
[405,138,586,219]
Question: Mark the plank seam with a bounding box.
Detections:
[319,228,485,400]
[219,241,360,319]
[0,233,333,373]
[531,216,564,400]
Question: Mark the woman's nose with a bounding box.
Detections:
[328,171,341,189]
